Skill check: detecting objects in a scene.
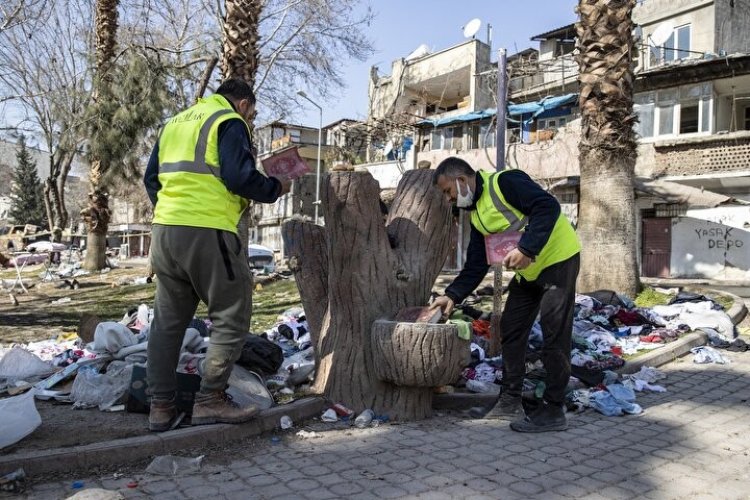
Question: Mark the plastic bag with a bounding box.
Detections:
[0,347,56,381]
[226,365,274,410]
[70,363,133,410]
[0,390,42,449]
[145,455,203,476]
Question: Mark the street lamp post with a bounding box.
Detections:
[297,90,323,225]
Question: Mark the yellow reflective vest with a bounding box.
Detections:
[470,170,581,281]
[153,94,249,234]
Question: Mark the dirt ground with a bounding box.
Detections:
[1,259,304,454]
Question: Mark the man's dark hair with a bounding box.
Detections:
[432,156,475,185]
[216,78,256,104]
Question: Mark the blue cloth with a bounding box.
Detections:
[589,384,643,416]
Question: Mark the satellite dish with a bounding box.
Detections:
[463,18,481,39]
[649,21,674,47]
[405,44,430,61]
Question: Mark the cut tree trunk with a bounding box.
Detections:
[81,188,111,270]
[282,169,455,420]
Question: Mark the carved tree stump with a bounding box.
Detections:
[282,169,454,420]
[372,320,469,387]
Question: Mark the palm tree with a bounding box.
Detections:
[82,0,119,270]
[575,0,640,297]
[221,0,263,251]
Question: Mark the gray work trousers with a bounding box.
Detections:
[147,224,252,399]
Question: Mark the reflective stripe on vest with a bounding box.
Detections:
[159,109,232,176]
[487,173,528,231]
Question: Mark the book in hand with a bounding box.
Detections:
[261,147,311,180]
[394,306,442,324]
[485,231,523,265]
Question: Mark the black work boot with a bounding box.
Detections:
[483,392,524,420]
[510,401,567,433]
[149,398,178,432]
[191,390,259,425]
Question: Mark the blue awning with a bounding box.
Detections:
[416,108,497,127]
[415,93,579,128]
[508,93,578,119]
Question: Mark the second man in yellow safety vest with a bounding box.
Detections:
[430,157,580,433]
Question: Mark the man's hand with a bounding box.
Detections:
[429,295,455,318]
[503,248,533,271]
[278,178,292,196]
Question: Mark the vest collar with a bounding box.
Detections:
[199,93,234,110]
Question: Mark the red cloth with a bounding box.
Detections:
[471,320,491,339]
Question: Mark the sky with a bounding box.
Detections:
[296,0,579,127]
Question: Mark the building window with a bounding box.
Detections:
[469,125,480,150]
[468,121,496,149]
[289,129,301,143]
[679,102,699,134]
[634,83,712,138]
[649,24,691,68]
[744,107,750,130]
[481,122,496,148]
[430,129,442,150]
[444,125,463,150]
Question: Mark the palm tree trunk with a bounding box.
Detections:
[221,0,262,249]
[575,0,640,297]
[83,0,118,270]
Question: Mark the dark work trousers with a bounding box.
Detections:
[500,253,580,406]
[147,224,253,400]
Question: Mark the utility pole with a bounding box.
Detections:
[491,48,508,356]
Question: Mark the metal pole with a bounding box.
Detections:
[492,48,508,357]
[315,107,322,225]
[297,90,323,225]
[496,48,507,171]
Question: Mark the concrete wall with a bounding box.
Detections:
[634,0,715,67]
[715,0,750,54]
[671,212,750,279]
[402,41,478,84]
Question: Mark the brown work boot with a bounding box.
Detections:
[483,393,524,420]
[149,398,177,432]
[191,390,259,426]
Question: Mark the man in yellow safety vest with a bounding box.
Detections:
[430,157,580,433]
[143,78,291,431]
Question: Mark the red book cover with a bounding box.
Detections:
[261,147,311,180]
[394,306,442,324]
[484,231,523,265]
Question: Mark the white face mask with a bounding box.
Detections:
[455,179,473,208]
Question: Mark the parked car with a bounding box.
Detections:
[248,243,276,274]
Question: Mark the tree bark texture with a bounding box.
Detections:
[221,0,262,252]
[81,188,110,270]
[575,0,640,297]
[371,321,468,387]
[282,169,455,420]
[83,0,118,270]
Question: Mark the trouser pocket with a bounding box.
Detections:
[216,230,236,281]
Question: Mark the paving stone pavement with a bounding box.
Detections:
[19,350,750,500]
